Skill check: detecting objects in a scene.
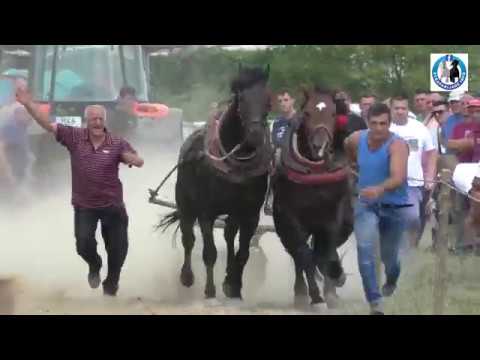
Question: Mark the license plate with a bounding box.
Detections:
[56,116,82,128]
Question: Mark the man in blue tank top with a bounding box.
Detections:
[344,103,410,315]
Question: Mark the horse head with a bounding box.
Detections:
[297,85,337,163]
[230,64,272,151]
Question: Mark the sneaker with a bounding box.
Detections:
[88,262,102,289]
[382,283,397,297]
[369,302,384,315]
[102,281,119,297]
[88,271,101,289]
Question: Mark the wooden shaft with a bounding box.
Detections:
[149,193,276,235]
[433,169,452,315]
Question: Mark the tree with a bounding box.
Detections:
[150,45,480,121]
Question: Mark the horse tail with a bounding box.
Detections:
[156,210,181,233]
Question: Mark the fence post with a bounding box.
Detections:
[433,169,452,315]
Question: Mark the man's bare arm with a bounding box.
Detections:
[422,149,438,187]
[447,138,474,152]
[16,86,57,134]
[121,152,144,168]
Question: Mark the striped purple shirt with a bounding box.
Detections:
[56,124,135,209]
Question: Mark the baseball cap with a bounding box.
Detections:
[448,91,464,102]
[467,98,480,108]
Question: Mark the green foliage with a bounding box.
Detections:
[150,45,480,122]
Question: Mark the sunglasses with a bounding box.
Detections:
[433,110,445,116]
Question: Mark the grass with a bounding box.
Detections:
[380,250,480,315]
[336,224,480,316]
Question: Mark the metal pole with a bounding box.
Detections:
[119,45,128,87]
[48,45,59,105]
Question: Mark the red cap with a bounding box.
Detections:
[467,99,480,108]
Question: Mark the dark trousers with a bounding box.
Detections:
[74,205,129,285]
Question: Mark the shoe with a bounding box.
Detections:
[382,283,397,297]
[102,281,119,297]
[369,302,384,315]
[88,263,102,289]
[88,271,101,289]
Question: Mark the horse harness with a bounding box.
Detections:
[202,110,272,183]
[274,120,349,185]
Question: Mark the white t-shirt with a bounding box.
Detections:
[453,162,480,195]
[390,118,436,187]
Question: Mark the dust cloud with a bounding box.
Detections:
[0,132,367,315]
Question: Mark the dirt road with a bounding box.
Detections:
[0,143,368,315]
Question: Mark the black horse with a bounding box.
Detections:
[271,86,353,308]
[158,65,272,301]
[450,59,460,83]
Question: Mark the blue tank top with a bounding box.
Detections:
[357,130,408,205]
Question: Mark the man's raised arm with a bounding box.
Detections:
[16,86,57,134]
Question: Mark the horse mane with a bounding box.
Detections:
[300,84,334,110]
[313,85,335,102]
[230,66,268,93]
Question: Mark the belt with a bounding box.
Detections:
[380,203,413,209]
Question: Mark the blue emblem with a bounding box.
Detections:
[432,54,467,91]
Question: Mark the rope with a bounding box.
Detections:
[206,143,242,161]
[150,140,243,199]
[349,167,480,204]
[438,179,480,204]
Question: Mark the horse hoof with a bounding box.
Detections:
[205,286,216,299]
[325,293,340,309]
[204,298,222,307]
[222,282,232,298]
[333,273,347,288]
[310,302,328,313]
[223,282,242,299]
[180,269,194,288]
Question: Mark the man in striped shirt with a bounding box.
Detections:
[16,86,144,297]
